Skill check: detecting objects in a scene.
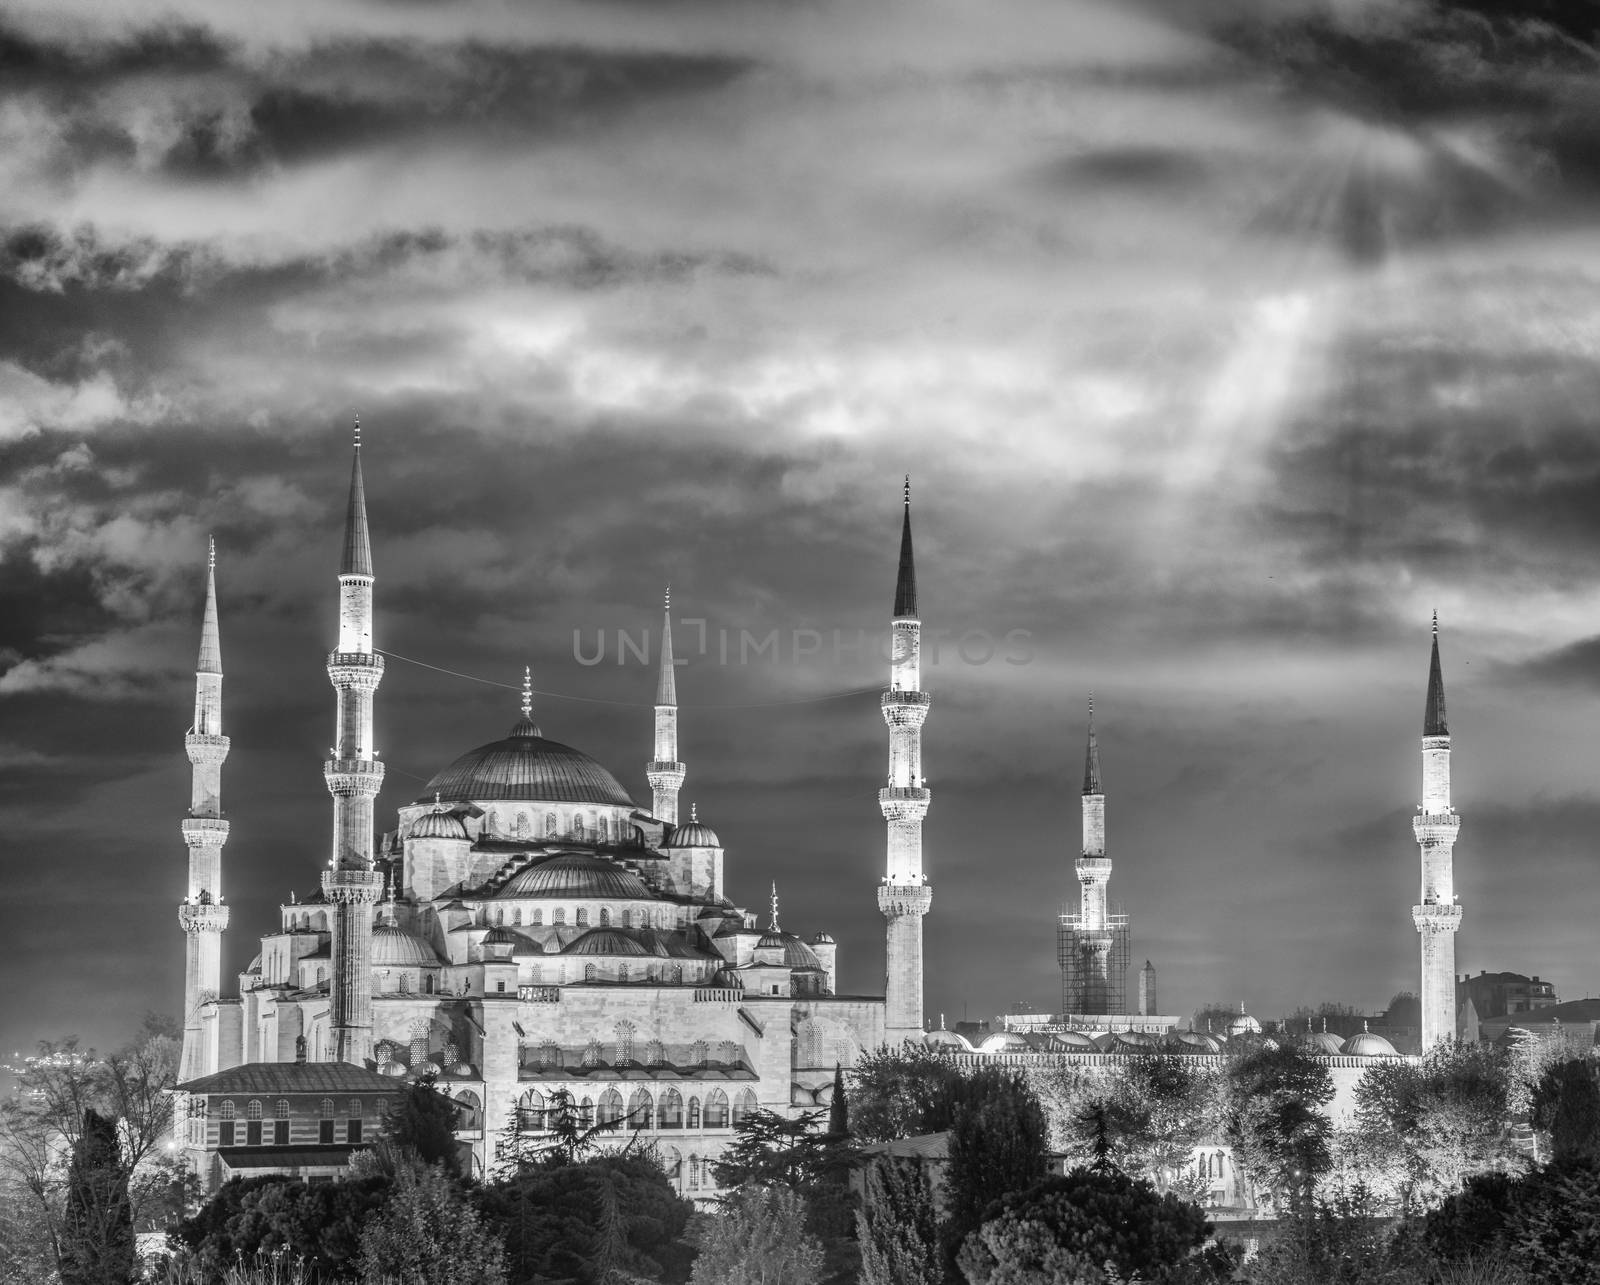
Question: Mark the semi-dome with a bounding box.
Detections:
[1169,1030,1224,1054]
[565,928,651,957]
[420,720,635,807]
[496,853,653,901]
[754,931,823,970]
[811,931,835,945]
[1343,1029,1399,1058]
[924,1027,973,1050]
[1301,1031,1347,1056]
[410,807,469,841]
[482,926,520,946]
[979,1031,1033,1054]
[1052,1030,1101,1050]
[372,924,441,968]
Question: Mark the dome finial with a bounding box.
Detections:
[691,801,698,822]
[434,791,442,809]
[665,582,671,611]
[208,533,215,571]
[353,413,360,450]
[904,474,911,507]
[770,881,780,932]
[522,665,533,720]
[1432,608,1438,637]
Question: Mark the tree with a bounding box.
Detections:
[169,1173,393,1278]
[1059,1055,1219,1187]
[825,1065,848,1140]
[492,1088,632,1180]
[856,1156,941,1285]
[1511,1157,1600,1285]
[1224,1044,1333,1213]
[847,1045,969,1142]
[689,1184,823,1285]
[943,1070,1049,1273]
[59,1109,133,1285]
[955,1168,1220,1285]
[1531,1058,1600,1166]
[359,1160,506,1285]
[384,1077,462,1171]
[710,1108,836,1191]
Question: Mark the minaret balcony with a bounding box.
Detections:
[178,901,229,933]
[647,761,686,784]
[327,652,385,689]
[324,758,386,796]
[181,817,231,846]
[322,868,385,903]
[879,786,931,821]
[878,882,933,918]
[881,690,931,727]
[1412,902,1462,934]
[1076,857,1111,883]
[1412,812,1461,845]
[184,732,231,765]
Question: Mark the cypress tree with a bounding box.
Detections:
[60,1108,134,1285]
[827,1062,849,1139]
[857,1155,942,1285]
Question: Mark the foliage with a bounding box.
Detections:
[492,1088,634,1180]
[169,1172,393,1276]
[477,1151,693,1285]
[1224,1044,1333,1212]
[1243,1179,1419,1285]
[60,1108,134,1285]
[1060,1056,1219,1186]
[955,1167,1217,1285]
[1351,1041,1520,1211]
[383,1077,464,1172]
[0,1019,181,1279]
[825,1065,848,1140]
[1506,1158,1600,1285]
[855,1156,941,1285]
[710,1107,836,1191]
[943,1069,1049,1274]
[846,1045,971,1143]
[689,1184,823,1285]
[1530,1059,1600,1166]
[1424,1170,1521,1265]
[358,1160,506,1285]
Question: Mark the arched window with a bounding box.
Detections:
[689,1155,701,1189]
[540,1041,560,1068]
[247,1100,263,1119]
[221,1101,237,1120]
[576,908,590,927]
[495,907,505,925]
[519,1088,546,1131]
[719,1041,740,1066]
[579,1096,595,1126]
[599,907,611,927]
[645,1040,665,1066]
[514,810,530,837]
[531,909,543,926]
[691,1040,709,1067]
[584,963,597,982]
[688,1097,702,1129]
[545,812,557,836]
[705,1089,729,1129]
[218,1100,236,1146]
[599,1088,623,1125]
[246,1100,263,1146]
[599,815,610,843]
[733,1089,757,1126]
[272,1098,290,1144]
[512,908,522,926]
[664,1146,682,1183]
[582,1040,603,1067]
[620,909,632,928]
[659,1088,684,1129]
[528,964,542,984]
[618,964,630,983]
[628,1088,654,1129]
[615,1021,636,1063]
[554,908,566,925]
[397,974,411,994]
[348,1099,361,1119]
[454,1091,482,1130]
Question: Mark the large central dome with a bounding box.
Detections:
[419,718,636,807]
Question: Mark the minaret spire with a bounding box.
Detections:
[1413,614,1462,1049]
[1062,696,1122,1016]
[770,882,780,932]
[879,480,932,1042]
[323,427,386,1064]
[648,584,686,824]
[178,537,231,1082]
[1082,695,1102,795]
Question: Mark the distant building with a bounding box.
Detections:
[1480,997,1600,1050]
[1458,971,1560,1021]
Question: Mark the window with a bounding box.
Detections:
[496,980,505,992]
[659,1088,684,1129]
[689,1155,701,1189]
[348,1118,362,1144]
[274,1100,290,1145]
[733,1090,756,1126]
[495,908,505,925]
[349,1099,361,1119]
[705,1089,729,1129]
[246,1100,263,1147]
[531,909,543,926]
[553,908,565,926]
[545,812,557,836]
[512,908,521,926]
[620,909,632,928]
[600,908,611,927]
[618,964,630,983]
[539,1041,560,1069]
[398,974,411,994]
[691,1040,709,1067]
[320,1099,335,1145]
[219,1100,236,1146]
[628,1088,654,1129]
[454,1091,482,1130]
[688,1097,701,1129]
[615,1021,636,1064]
[599,1089,623,1125]
[645,1039,665,1066]
[582,1040,603,1068]
[599,815,610,842]
[719,1041,740,1066]
[579,1096,595,1127]
[584,964,597,982]
[576,908,589,927]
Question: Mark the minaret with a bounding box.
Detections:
[1076,697,1114,1014]
[322,422,386,1065]
[178,537,230,1082]
[879,478,932,1042]
[647,586,685,824]
[1412,612,1462,1049]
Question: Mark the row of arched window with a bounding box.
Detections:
[481,809,618,843]
[524,1036,741,1069]
[193,1098,376,1148]
[517,1086,753,1132]
[489,905,672,930]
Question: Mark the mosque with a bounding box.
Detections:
[173,438,932,1191]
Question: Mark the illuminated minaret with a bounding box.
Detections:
[178,537,230,1082]
[322,422,386,1065]
[878,478,931,1041]
[1412,612,1462,1049]
[647,586,685,824]
[1076,697,1114,1013]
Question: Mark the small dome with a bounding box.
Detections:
[1091,1031,1120,1051]
[449,1061,474,1077]
[1112,1030,1160,1050]
[753,931,822,969]
[1228,1009,1262,1037]
[924,1028,973,1050]
[811,931,835,945]
[979,1031,1033,1054]
[1169,1030,1224,1055]
[1344,1030,1399,1058]
[496,853,653,900]
[565,928,651,957]
[482,927,519,946]
[379,1061,407,1077]
[1300,1031,1347,1056]
[410,807,469,841]
[372,924,442,968]
[1052,1030,1101,1051]
[666,819,722,848]
[410,1060,442,1078]
[246,953,263,974]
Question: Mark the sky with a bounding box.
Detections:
[3,0,1600,1059]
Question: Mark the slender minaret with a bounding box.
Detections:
[648,586,685,824]
[879,477,932,1042]
[322,422,386,1065]
[1412,611,1462,1049]
[1076,697,1114,1014]
[178,537,230,1082]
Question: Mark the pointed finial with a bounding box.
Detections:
[521,665,533,720]
[665,583,671,611]
[769,881,780,932]
[1432,608,1438,637]
[1364,1018,1370,1033]
[353,413,361,450]
[434,791,442,810]
[691,801,698,822]
[904,474,911,507]
[208,534,216,571]
[1321,1016,1328,1033]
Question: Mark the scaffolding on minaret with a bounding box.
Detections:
[1056,905,1131,1018]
